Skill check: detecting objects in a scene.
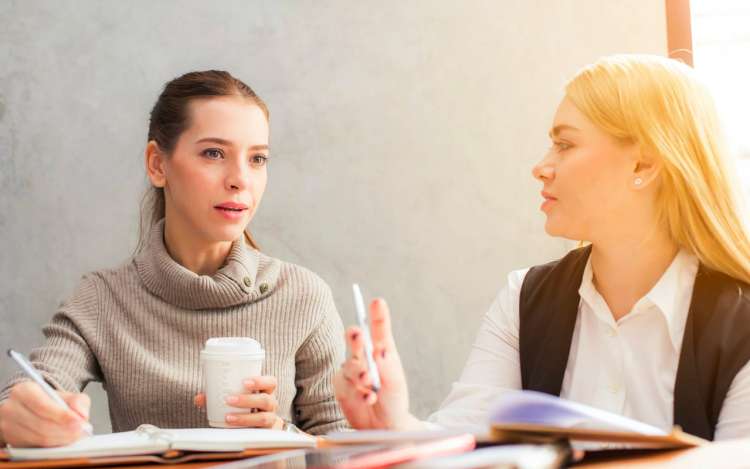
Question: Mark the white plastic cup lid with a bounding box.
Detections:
[202,337,264,355]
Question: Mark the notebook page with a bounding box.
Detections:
[7,430,168,461]
[166,428,317,451]
[490,390,667,435]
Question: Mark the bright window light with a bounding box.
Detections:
[691,1,750,192]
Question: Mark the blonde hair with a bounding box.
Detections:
[566,54,750,284]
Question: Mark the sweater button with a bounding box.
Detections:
[259,283,269,294]
[243,277,252,287]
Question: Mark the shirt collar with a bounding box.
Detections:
[578,248,699,351]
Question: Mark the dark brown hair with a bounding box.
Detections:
[136,70,269,254]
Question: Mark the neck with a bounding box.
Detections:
[163,218,233,276]
[589,229,679,321]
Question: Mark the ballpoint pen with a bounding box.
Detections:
[352,284,382,392]
[7,349,94,436]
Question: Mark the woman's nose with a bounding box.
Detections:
[532,154,555,182]
[226,164,250,192]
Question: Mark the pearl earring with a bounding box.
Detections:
[634,177,643,186]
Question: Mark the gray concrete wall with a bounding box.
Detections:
[0,0,667,433]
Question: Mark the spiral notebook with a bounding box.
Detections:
[5,424,317,462]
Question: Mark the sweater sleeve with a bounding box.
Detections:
[0,275,103,403]
[292,284,349,435]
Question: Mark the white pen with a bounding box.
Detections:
[352,284,382,392]
[7,349,94,436]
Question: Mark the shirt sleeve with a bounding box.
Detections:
[0,275,103,403]
[427,268,528,428]
[292,284,349,435]
[714,359,750,440]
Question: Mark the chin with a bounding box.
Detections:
[544,219,580,241]
[544,219,563,237]
[208,224,248,243]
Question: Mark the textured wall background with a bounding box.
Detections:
[0,1,666,432]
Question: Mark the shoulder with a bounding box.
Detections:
[51,260,136,324]
[483,267,530,330]
[80,258,140,295]
[258,252,336,315]
[698,267,750,323]
[261,254,343,337]
[58,259,146,319]
[725,272,750,310]
[507,267,530,294]
[494,246,589,308]
[487,247,590,322]
[262,253,332,296]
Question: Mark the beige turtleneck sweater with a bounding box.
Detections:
[0,220,347,435]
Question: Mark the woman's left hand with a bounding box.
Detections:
[193,376,283,429]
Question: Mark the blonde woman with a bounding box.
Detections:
[334,54,750,441]
[0,71,347,448]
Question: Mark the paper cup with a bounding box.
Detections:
[200,337,265,428]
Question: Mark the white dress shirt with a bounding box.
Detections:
[428,250,750,440]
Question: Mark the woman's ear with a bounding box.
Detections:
[632,151,661,190]
[145,141,167,188]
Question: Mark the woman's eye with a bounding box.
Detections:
[202,148,224,160]
[553,141,572,151]
[251,154,268,167]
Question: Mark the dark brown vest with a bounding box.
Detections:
[519,246,750,440]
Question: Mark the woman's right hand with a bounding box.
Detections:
[333,298,422,430]
[0,381,91,447]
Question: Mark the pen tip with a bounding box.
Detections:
[6,349,13,358]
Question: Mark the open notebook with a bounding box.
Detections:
[6,424,317,461]
[489,390,707,449]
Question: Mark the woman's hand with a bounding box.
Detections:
[0,381,91,447]
[194,376,283,429]
[333,298,422,430]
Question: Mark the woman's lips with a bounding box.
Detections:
[214,206,247,220]
[540,191,557,212]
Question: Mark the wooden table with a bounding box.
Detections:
[5,439,750,468]
[73,440,750,468]
[86,441,750,468]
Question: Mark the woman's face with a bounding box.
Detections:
[156,97,269,244]
[532,97,642,241]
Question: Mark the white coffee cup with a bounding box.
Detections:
[200,337,266,428]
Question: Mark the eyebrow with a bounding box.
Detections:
[548,125,580,138]
[195,137,268,151]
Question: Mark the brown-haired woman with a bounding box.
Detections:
[0,70,347,447]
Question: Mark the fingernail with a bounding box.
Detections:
[243,379,254,387]
[226,395,239,404]
[226,414,238,422]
